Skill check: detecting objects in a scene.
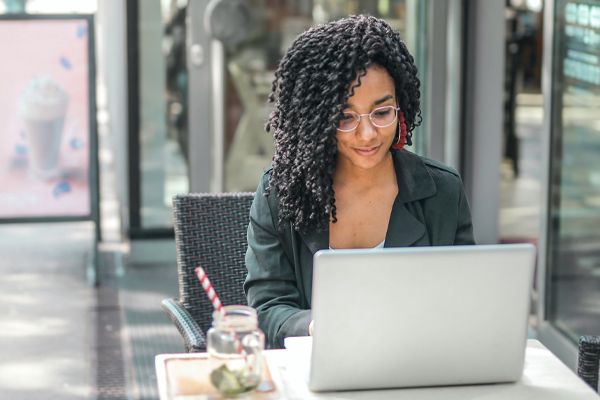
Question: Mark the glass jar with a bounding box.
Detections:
[207,305,265,396]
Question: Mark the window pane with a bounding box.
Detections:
[139,0,189,228]
[499,4,544,244]
[546,0,600,340]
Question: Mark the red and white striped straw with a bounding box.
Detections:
[194,266,246,357]
[195,266,223,314]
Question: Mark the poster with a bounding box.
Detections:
[0,17,94,219]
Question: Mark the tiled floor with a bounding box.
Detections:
[0,223,96,400]
[0,222,184,400]
[116,260,181,400]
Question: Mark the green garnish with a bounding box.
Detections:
[209,364,259,397]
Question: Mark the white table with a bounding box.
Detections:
[156,340,600,399]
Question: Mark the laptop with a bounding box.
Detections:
[287,243,536,392]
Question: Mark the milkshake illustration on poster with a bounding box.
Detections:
[0,18,93,218]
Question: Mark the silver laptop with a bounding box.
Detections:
[304,244,536,391]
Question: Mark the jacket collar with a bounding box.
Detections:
[300,150,437,253]
[392,149,436,203]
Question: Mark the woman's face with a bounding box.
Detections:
[335,65,397,172]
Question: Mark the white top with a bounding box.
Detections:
[330,239,385,250]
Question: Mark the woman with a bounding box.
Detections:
[244,15,475,349]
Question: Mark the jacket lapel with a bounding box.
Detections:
[299,228,329,255]
[384,150,437,247]
[384,201,427,247]
[393,150,436,204]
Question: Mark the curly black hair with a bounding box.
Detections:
[266,15,422,234]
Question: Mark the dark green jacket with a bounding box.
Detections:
[244,149,475,348]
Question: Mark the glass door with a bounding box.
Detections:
[539,0,600,362]
[128,0,190,236]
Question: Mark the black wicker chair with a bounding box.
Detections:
[578,335,600,392]
[162,192,254,352]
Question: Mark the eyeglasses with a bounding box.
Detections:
[336,105,400,132]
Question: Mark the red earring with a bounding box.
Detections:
[392,111,407,150]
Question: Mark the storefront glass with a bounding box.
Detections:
[499,1,544,244]
[137,0,189,229]
[546,0,600,339]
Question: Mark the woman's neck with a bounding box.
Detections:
[334,152,396,190]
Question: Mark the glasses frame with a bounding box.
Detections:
[336,105,401,132]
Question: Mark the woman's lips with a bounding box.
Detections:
[353,145,380,156]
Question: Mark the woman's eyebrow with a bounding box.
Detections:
[346,94,395,108]
[373,94,394,106]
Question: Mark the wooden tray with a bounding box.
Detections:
[155,352,279,399]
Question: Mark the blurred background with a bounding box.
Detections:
[0,0,598,399]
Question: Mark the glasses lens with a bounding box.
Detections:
[338,112,358,131]
[370,106,397,128]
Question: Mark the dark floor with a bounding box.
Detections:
[116,258,182,400]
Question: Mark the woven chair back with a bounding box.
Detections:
[173,192,254,336]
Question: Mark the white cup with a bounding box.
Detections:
[18,76,69,180]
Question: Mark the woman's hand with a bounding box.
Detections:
[309,320,314,336]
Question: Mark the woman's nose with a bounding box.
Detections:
[356,117,377,140]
